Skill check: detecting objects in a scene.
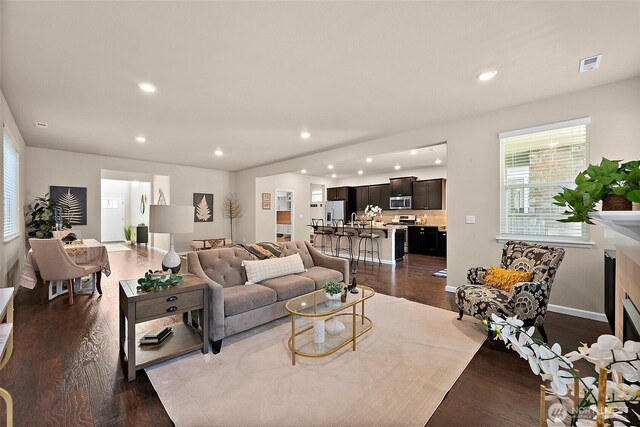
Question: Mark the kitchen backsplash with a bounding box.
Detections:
[356,209,447,227]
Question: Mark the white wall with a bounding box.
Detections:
[237,77,640,314]
[255,173,333,243]
[0,89,27,288]
[335,165,447,187]
[130,181,151,228]
[25,148,236,253]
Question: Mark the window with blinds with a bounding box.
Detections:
[499,117,590,243]
[3,129,19,240]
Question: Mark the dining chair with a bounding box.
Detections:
[29,239,101,305]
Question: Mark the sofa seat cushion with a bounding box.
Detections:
[297,266,344,290]
[260,275,316,301]
[223,285,277,316]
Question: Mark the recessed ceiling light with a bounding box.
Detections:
[300,131,311,139]
[358,170,363,175]
[300,169,307,174]
[135,136,146,143]
[214,150,223,156]
[410,150,418,155]
[476,70,498,81]
[435,159,443,164]
[394,164,401,170]
[548,142,559,147]
[328,164,334,169]
[138,82,157,93]
[366,158,373,163]
[331,173,337,178]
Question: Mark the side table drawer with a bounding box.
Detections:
[136,289,203,320]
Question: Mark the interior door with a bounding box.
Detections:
[101,195,125,242]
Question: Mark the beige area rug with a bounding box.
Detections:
[146,293,486,427]
[104,242,132,253]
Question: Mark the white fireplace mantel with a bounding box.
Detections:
[590,211,640,243]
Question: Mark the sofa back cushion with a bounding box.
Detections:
[193,247,254,288]
[243,253,306,284]
[281,241,314,269]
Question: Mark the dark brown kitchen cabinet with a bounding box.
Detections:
[412,179,446,210]
[389,177,416,197]
[355,186,369,210]
[327,186,350,201]
[408,225,439,254]
[367,184,390,210]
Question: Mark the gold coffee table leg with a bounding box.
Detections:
[0,387,12,427]
[291,315,296,365]
[352,305,356,351]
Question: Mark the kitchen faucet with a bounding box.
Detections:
[351,212,357,225]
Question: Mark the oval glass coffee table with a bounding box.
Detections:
[285,285,375,365]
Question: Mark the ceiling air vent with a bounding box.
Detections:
[34,121,48,129]
[579,54,602,73]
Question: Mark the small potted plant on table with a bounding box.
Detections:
[324,282,343,308]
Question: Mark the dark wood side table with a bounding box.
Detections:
[136,226,149,246]
[119,274,209,381]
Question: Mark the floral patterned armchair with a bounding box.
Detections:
[455,240,565,342]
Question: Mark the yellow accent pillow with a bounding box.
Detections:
[484,266,533,291]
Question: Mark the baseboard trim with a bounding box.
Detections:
[547,304,608,323]
[444,286,607,322]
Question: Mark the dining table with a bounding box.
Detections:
[19,238,112,295]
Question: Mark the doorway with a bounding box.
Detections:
[275,189,293,242]
[101,195,125,242]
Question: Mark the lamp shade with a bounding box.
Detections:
[149,205,194,234]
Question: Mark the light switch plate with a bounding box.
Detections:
[465,215,476,224]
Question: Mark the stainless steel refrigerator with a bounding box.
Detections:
[325,200,346,223]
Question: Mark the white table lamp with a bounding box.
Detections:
[149,205,194,273]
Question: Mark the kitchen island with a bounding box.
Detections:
[309,223,405,264]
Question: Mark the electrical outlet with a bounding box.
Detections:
[465,215,476,224]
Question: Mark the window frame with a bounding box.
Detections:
[3,125,21,242]
[497,117,595,249]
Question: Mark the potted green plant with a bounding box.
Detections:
[324,281,343,307]
[124,225,133,244]
[25,193,72,238]
[553,158,640,224]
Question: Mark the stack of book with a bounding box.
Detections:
[139,326,172,346]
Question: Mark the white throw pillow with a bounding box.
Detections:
[243,253,306,284]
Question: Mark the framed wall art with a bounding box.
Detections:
[50,186,87,225]
[193,193,214,222]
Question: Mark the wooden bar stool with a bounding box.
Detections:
[357,219,381,264]
[311,218,333,255]
[333,219,355,260]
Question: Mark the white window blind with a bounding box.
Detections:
[499,117,590,243]
[3,129,19,240]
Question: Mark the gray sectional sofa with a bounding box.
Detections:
[187,240,349,353]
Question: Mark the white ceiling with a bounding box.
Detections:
[300,143,447,179]
[2,1,639,172]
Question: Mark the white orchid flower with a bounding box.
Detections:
[549,370,575,396]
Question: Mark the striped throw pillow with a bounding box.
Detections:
[243,253,306,284]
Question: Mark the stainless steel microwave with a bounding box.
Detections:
[389,196,412,210]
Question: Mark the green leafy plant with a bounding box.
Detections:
[25,193,71,238]
[324,281,343,295]
[553,158,640,224]
[124,225,132,241]
[136,270,184,292]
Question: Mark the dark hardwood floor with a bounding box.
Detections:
[0,246,610,426]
